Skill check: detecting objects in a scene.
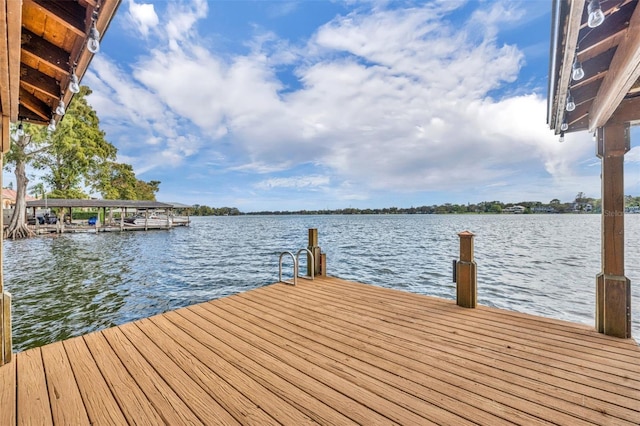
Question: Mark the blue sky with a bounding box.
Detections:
[46,1,640,210]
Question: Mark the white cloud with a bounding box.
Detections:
[90,1,598,206]
[127,0,159,37]
[255,175,330,190]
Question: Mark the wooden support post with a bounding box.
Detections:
[456,231,477,308]
[595,123,632,338]
[308,228,325,276]
[1,292,12,365]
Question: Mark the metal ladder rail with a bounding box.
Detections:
[279,251,298,285]
[296,248,314,280]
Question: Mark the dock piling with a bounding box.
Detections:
[308,229,325,276]
[1,291,11,365]
[455,231,477,308]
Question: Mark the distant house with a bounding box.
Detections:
[503,205,526,214]
[532,205,556,213]
[572,202,593,212]
[2,188,37,209]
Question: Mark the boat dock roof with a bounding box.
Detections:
[1,276,638,424]
[26,199,174,209]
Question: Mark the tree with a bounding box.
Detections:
[89,161,161,201]
[134,180,160,200]
[3,123,50,239]
[4,86,117,237]
[33,86,116,200]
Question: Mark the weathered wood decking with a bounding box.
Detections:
[1,276,639,425]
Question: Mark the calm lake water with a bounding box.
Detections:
[4,214,640,351]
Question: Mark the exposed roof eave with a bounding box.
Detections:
[589,2,640,131]
[548,0,640,135]
[1,0,121,129]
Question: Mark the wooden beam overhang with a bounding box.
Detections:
[12,0,122,128]
[589,2,640,130]
[25,0,87,37]
[549,0,640,136]
[20,28,70,75]
[18,87,49,122]
[20,63,59,100]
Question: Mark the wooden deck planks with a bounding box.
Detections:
[138,316,315,425]
[274,278,640,423]
[40,342,90,425]
[16,348,52,425]
[236,281,635,424]
[0,276,638,425]
[62,336,128,425]
[0,353,16,425]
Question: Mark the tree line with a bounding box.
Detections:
[242,195,604,216]
[3,86,161,239]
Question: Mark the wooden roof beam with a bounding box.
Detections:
[577,2,633,62]
[1,0,22,121]
[18,87,50,121]
[26,0,86,37]
[589,3,640,131]
[20,64,59,99]
[21,28,71,75]
[18,106,47,124]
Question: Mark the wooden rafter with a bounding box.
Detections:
[20,64,59,99]
[17,105,47,124]
[26,0,86,37]
[20,28,70,75]
[577,1,634,61]
[589,2,640,130]
[18,87,50,121]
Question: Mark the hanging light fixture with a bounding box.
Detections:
[588,0,605,28]
[55,98,66,116]
[559,132,565,143]
[572,56,584,81]
[87,11,100,53]
[68,69,80,94]
[566,91,576,112]
[12,122,24,141]
[47,118,57,133]
[561,116,569,131]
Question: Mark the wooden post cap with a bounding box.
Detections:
[458,231,475,262]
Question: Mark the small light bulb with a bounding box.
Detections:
[561,120,569,132]
[559,132,565,143]
[16,123,24,137]
[588,0,605,28]
[55,99,65,116]
[69,72,80,94]
[566,93,576,112]
[87,23,100,53]
[47,119,56,133]
[572,59,584,81]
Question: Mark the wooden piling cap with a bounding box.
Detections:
[458,230,475,237]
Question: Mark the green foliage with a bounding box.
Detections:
[32,86,117,198]
[191,205,241,216]
[134,180,161,201]
[90,161,161,201]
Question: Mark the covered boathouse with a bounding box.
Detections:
[0,0,639,424]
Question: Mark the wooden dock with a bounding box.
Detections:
[1,276,639,425]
